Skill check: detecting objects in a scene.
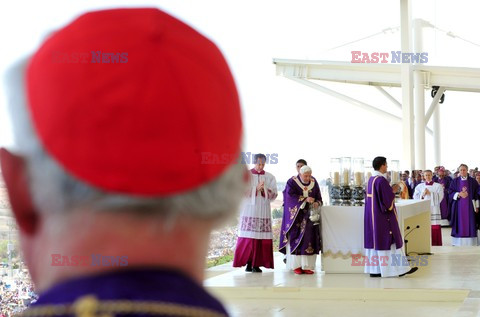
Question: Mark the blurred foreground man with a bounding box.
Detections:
[0,8,246,317]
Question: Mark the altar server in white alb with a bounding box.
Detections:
[413,170,446,246]
[233,154,278,272]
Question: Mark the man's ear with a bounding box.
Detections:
[0,148,39,235]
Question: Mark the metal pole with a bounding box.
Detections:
[287,77,402,121]
[433,106,441,166]
[425,87,446,124]
[374,86,402,110]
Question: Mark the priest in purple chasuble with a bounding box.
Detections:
[281,159,309,264]
[448,164,480,246]
[279,165,323,275]
[233,154,278,272]
[364,157,417,278]
[433,166,452,222]
[413,170,445,245]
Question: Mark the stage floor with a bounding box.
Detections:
[204,228,480,317]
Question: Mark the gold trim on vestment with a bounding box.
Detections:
[17,295,227,317]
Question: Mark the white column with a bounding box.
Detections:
[414,70,426,169]
[433,106,441,166]
[400,0,414,170]
[413,19,426,169]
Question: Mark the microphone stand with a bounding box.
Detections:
[404,225,420,257]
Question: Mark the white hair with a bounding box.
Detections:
[299,165,312,175]
[3,57,246,220]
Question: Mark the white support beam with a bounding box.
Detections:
[424,86,446,125]
[273,59,480,93]
[287,77,402,121]
[374,86,402,110]
[284,76,434,135]
[400,0,415,170]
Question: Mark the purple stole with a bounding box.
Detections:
[458,179,472,236]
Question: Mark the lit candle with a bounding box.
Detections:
[392,171,399,183]
[343,169,349,185]
[354,172,363,186]
[333,172,340,186]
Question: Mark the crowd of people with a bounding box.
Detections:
[396,164,480,247]
[0,277,37,316]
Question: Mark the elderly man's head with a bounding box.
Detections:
[299,165,313,183]
[0,8,246,291]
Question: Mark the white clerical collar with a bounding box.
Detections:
[372,170,388,179]
[461,176,468,180]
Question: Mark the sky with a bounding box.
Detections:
[1,0,480,183]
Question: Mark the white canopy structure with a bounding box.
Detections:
[273,0,480,170]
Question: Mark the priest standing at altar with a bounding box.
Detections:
[413,170,446,245]
[233,154,278,272]
[279,165,322,275]
[364,156,417,277]
[448,164,480,246]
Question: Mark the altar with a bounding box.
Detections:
[321,199,431,273]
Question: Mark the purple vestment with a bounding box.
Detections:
[29,268,228,316]
[448,176,479,238]
[279,175,323,256]
[434,175,452,219]
[364,175,403,251]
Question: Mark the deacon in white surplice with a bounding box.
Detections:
[233,153,278,273]
[413,170,446,246]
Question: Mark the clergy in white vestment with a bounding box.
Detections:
[413,170,446,246]
[233,153,278,272]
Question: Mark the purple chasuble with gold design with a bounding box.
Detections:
[279,175,322,255]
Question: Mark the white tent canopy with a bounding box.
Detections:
[274,59,480,93]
